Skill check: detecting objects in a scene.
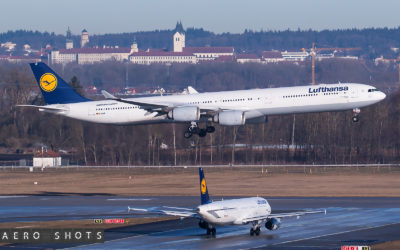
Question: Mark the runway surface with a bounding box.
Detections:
[1,196,400,249]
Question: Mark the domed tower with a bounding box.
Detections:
[173,21,185,52]
[66,27,73,49]
[81,29,89,48]
[130,37,138,53]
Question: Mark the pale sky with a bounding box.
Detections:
[0,0,399,34]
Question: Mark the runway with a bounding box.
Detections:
[1,196,400,249]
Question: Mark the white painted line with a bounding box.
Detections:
[107,198,152,201]
[0,195,28,198]
[266,222,400,247]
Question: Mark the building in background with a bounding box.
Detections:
[262,51,285,63]
[281,51,310,61]
[236,54,261,63]
[33,150,61,168]
[66,27,74,49]
[173,21,185,52]
[81,29,89,48]
[51,47,133,64]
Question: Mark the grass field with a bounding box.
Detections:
[1,166,399,197]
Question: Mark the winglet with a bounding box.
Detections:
[101,90,117,99]
[325,209,327,215]
[187,86,199,94]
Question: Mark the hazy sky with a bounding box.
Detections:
[1,0,399,35]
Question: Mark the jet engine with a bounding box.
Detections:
[167,106,200,121]
[198,220,209,229]
[246,116,268,124]
[265,218,281,230]
[213,110,245,126]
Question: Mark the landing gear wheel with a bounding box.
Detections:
[184,131,192,139]
[206,126,215,133]
[188,126,198,134]
[250,228,255,236]
[198,129,207,137]
[255,227,261,236]
[211,228,216,236]
[352,115,359,123]
[206,228,211,235]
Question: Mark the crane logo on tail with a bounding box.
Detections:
[39,73,58,92]
[201,178,207,194]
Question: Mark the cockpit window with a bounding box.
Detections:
[368,89,378,92]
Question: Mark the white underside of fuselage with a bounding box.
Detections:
[40,83,385,125]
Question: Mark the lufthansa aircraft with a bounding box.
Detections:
[21,62,386,138]
[128,167,326,236]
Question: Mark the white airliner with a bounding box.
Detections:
[21,62,386,138]
[128,167,326,236]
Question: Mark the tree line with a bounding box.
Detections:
[1,27,400,58]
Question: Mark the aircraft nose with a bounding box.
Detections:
[377,91,386,100]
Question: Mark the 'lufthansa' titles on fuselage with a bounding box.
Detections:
[308,86,349,93]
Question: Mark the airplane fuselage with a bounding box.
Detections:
[39,83,386,125]
[196,197,271,225]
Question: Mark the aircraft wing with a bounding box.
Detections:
[101,90,168,111]
[242,209,326,223]
[128,206,199,218]
[101,90,218,114]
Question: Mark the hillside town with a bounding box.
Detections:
[1,22,380,66]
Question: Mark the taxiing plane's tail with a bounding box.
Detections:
[29,62,89,105]
[199,167,210,205]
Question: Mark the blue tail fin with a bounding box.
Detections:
[29,62,90,104]
[199,167,210,205]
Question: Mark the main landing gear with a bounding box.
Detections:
[250,222,261,236]
[352,108,360,123]
[184,122,215,139]
[206,227,216,236]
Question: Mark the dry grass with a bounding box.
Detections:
[0,166,399,197]
[372,240,400,250]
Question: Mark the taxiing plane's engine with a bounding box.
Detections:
[198,220,209,229]
[167,106,200,121]
[213,110,245,126]
[265,218,281,231]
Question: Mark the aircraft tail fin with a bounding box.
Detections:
[29,62,90,105]
[199,167,210,205]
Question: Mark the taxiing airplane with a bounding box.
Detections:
[21,62,386,138]
[128,167,326,236]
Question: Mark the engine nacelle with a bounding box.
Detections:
[265,218,281,231]
[246,116,268,124]
[213,110,245,126]
[168,106,200,121]
[198,220,209,229]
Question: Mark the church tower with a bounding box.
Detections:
[81,29,89,48]
[130,37,139,53]
[173,21,185,52]
[66,27,73,49]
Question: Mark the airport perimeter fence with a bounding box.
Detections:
[1,163,400,175]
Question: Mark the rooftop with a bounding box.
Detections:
[59,48,131,54]
[183,47,234,53]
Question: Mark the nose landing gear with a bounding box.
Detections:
[352,108,360,123]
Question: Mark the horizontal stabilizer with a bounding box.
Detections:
[16,104,68,111]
